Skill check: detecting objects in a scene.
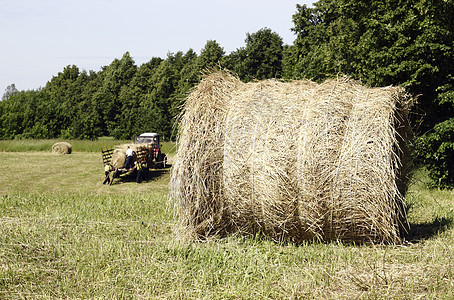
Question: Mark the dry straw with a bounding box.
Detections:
[110,144,154,168]
[111,147,127,169]
[52,142,72,154]
[171,71,412,244]
[171,71,242,239]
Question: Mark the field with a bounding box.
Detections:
[0,140,453,299]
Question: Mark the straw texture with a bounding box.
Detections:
[110,144,155,169]
[171,71,412,244]
[52,142,72,154]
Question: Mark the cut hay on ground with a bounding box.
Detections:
[171,71,412,244]
[52,142,72,154]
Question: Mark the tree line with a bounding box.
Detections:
[1,0,453,187]
[0,29,283,141]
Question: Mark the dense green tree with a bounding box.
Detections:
[111,57,165,139]
[95,52,138,136]
[287,0,454,187]
[45,65,84,138]
[0,91,28,138]
[197,40,225,70]
[137,57,179,140]
[283,1,337,80]
[415,119,454,188]
[289,0,454,125]
[2,84,19,101]
[172,49,200,120]
[228,28,284,82]
[19,91,49,139]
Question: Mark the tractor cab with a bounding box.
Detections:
[135,132,160,145]
[133,132,166,168]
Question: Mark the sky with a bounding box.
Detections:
[0,0,315,93]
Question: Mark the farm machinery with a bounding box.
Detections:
[101,133,167,185]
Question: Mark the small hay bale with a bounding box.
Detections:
[52,142,72,154]
[111,148,127,169]
[171,71,412,244]
[110,144,143,168]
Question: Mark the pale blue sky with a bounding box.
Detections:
[1,0,314,92]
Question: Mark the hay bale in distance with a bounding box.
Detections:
[171,71,412,244]
[52,142,72,154]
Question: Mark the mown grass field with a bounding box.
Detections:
[0,140,453,299]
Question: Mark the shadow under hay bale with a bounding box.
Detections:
[171,71,413,244]
[52,142,72,154]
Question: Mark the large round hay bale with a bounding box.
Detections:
[223,79,316,242]
[52,142,72,154]
[171,71,242,239]
[171,71,412,244]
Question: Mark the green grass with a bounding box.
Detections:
[0,138,177,154]
[0,142,453,298]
